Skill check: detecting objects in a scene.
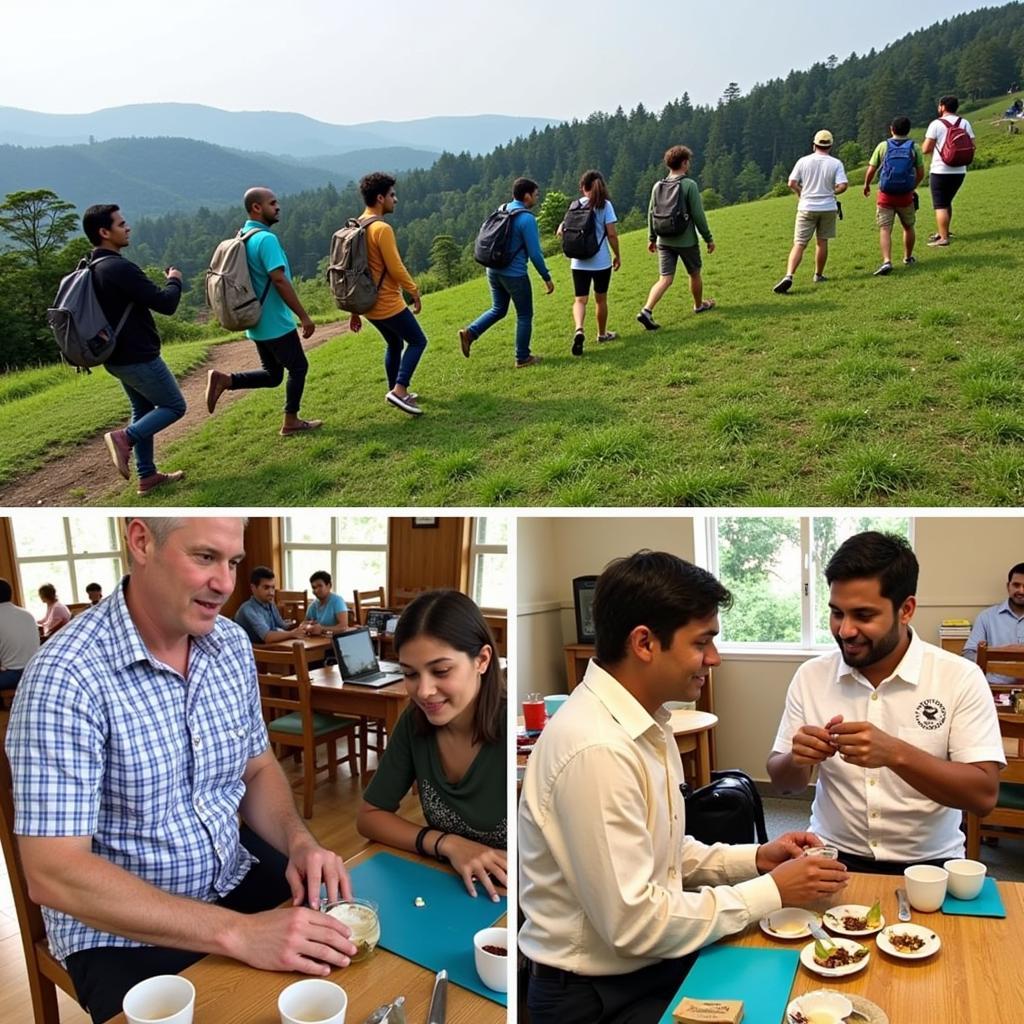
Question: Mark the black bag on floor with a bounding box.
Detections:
[681,769,768,845]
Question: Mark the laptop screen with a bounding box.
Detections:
[334,629,379,677]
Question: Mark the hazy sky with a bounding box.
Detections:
[4,0,988,124]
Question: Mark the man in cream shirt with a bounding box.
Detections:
[768,531,1005,873]
[519,551,848,1024]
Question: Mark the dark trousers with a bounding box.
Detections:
[368,307,428,389]
[231,329,308,414]
[525,954,697,1024]
[836,848,948,875]
[65,827,291,1024]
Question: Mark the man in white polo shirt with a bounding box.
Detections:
[921,94,975,247]
[768,531,1005,874]
[0,577,39,700]
[519,551,848,1024]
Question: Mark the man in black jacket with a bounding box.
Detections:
[84,204,187,495]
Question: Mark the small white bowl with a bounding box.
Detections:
[473,926,509,993]
[943,858,986,901]
[787,989,853,1024]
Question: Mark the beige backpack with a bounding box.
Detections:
[205,227,272,330]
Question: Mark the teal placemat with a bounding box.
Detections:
[941,876,1006,917]
[349,851,507,1005]
[658,945,800,1024]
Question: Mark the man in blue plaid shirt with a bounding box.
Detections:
[6,517,358,1023]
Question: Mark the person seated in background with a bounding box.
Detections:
[303,571,350,635]
[519,551,845,1024]
[234,566,307,645]
[356,590,507,901]
[37,583,71,639]
[85,583,103,606]
[961,561,1024,684]
[768,531,1005,875]
[0,577,40,698]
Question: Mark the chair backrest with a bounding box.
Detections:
[977,643,1024,687]
[483,612,508,657]
[256,643,313,744]
[275,589,308,624]
[352,586,386,624]
[0,747,76,1022]
[67,603,91,618]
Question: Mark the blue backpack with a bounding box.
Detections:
[879,138,916,194]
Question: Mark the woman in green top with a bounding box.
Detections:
[357,589,507,901]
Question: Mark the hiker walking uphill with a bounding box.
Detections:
[205,187,322,436]
[922,95,976,247]
[863,116,925,276]
[81,204,187,496]
[637,146,715,331]
[345,172,427,417]
[459,177,554,369]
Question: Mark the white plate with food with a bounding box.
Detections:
[822,901,885,937]
[786,989,852,1024]
[800,937,871,977]
[760,908,823,940]
[876,923,941,960]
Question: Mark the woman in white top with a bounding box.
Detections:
[562,170,621,356]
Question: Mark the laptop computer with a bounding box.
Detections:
[365,608,397,634]
[332,627,403,688]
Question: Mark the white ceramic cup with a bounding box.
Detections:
[544,694,569,718]
[122,975,195,1024]
[943,858,987,900]
[473,926,509,993]
[278,979,348,1024]
[904,864,949,912]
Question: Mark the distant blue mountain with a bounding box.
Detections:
[0,103,559,158]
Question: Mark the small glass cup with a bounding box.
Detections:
[322,898,381,962]
[802,844,841,915]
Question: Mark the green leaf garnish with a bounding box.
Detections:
[865,898,881,927]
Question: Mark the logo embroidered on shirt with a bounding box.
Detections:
[915,699,947,730]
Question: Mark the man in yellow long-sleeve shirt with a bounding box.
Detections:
[347,173,427,416]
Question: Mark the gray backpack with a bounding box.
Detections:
[326,216,386,313]
[46,254,133,369]
[205,227,272,330]
[651,177,691,237]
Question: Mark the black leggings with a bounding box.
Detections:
[65,827,292,1024]
[230,329,309,414]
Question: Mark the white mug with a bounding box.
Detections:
[943,858,987,900]
[122,975,195,1024]
[278,979,348,1024]
[904,864,948,912]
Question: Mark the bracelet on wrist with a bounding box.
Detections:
[434,832,451,863]
[414,826,433,858]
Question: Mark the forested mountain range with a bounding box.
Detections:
[126,3,1024,280]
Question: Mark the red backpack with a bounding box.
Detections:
[938,117,975,167]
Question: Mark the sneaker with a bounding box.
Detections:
[903,256,917,265]
[927,237,950,247]
[693,299,716,314]
[515,355,543,368]
[458,327,473,359]
[571,330,585,357]
[385,390,422,415]
[279,419,324,436]
[596,331,618,343]
[813,274,829,283]
[103,429,133,480]
[636,309,660,330]
[205,369,231,414]
[873,262,893,276]
[927,232,954,242]
[137,470,185,495]
[773,276,793,294]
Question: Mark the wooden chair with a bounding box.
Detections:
[66,603,90,618]
[274,589,308,625]
[0,749,77,1023]
[977,643,1024,693]
[257,643,360,819]
[352,587,386,625]
[483,612,507,658]
[966,714,1024,859]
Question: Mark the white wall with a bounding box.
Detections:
[516,514,1024,780]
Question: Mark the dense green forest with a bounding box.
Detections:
[2,3,1023,369]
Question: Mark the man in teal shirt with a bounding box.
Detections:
[205,188,322,435]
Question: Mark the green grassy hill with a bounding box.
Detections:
[4,98,1022,507]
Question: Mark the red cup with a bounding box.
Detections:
[522,700,546,731]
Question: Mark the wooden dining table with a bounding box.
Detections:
[668,709,718,789]
[105,845,506,1024]
[299,664,411,735]
[724,870,1024,1021]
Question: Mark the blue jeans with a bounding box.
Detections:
[105,357,186,479]
[469,271,534,363]
[368,307,428,389]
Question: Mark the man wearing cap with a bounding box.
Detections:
[773,130,848,294]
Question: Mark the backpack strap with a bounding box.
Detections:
[239,226,275,304]
[355,215,387,287]
[86,252,136,337]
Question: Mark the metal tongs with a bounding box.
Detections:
[426,969,447,1024]
[361,995,407,1024]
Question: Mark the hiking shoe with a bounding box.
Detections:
[927,237,950,247]
[773,276,793,294]
[515,355,543,368]
[458,327,473,358]
[813,274,829,283]
[873,262,893,276]
[104,429,133,480]
[571,330,585,357]
[596,331,618,343]
[205,369,231,413]
[903,256,917,265]
[137,470,184,495]
[636,309,660,330]
[386,390,422,415]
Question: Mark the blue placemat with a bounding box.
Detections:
[658,945,800,1024]
[349,851,507,1005]
[941,876,1006,917]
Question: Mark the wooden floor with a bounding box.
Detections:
[0,710,416,1024]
